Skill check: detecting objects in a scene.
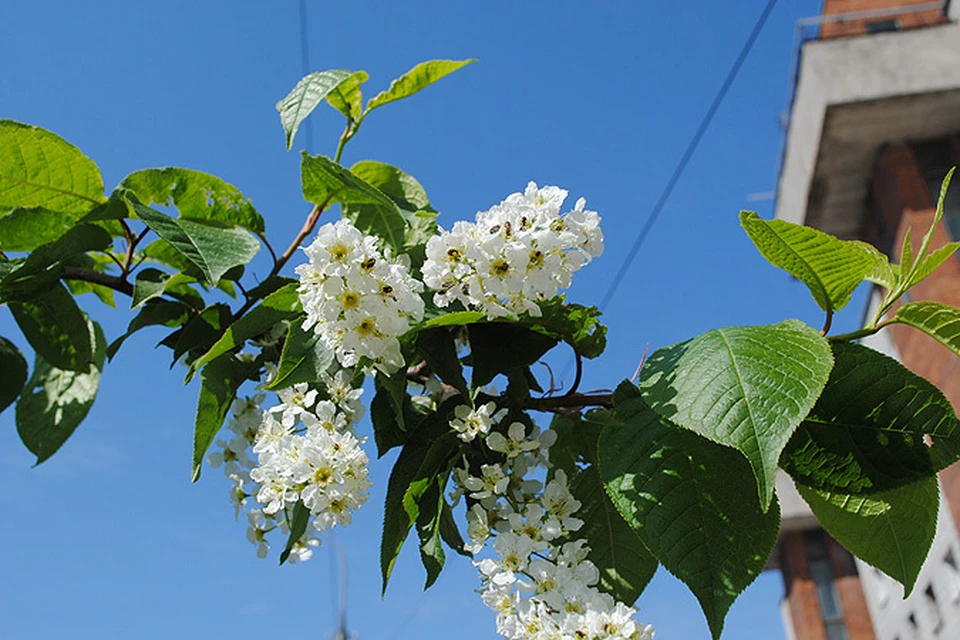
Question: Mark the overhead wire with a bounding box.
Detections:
[596,0,779,312]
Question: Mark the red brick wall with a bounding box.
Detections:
[820,0,945,39]
[781,532,829,640]
[869,144,960,530]
[827,536,877,640]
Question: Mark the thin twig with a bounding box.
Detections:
[562,345,583,397]
[630,344,650,384]
[820,307,834,336]
[62,266,134,297]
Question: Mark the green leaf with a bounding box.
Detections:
[279,501,311,566]
[908,167,956,286]
[1,223,112,300]
[415,477,446,589]
[381,431,459,593]
[0,207,88,252]
[108,299,192,360]
[468,322,557,388]
[325,71,370,120]
[192,353,259,481]
[890,301,960,359]
[532,298,607,359]
[573,464,658,604]
[900,226,916,276]
[300,154,405,247]
[909,241,960,286]
[639,319,833,510]
[10,283,92,371]
[343,160,433,251]
[409,327,468,398]
[131,268,172,308]
[365,59,476,114]
[171,303,232,366]
[419,311,485,329]
[859,242,899,290]
[15,318,106,464]
[797,478,938,595]
[276,70,367,150]
[120,168,264,235]
[190,283,301,373]
[262,321,334,391]
[66,278,116,308]
[0,337,28,415]
[740,210,876,312]
[134,205,260,286]
[438,499,469,558]
[0,119,104,213]
[600,393,780,640]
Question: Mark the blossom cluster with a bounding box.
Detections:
[209,370,369,562]
[451,410,654,640]
[423,182,604,319]
[296,218,425,372]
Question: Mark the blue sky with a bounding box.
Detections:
[0,1,865,638]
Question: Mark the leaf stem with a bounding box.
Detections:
[827,320,893,344]
[820,307,834,336]
[563,344,583,397]
[333,118,357,165]
[61,266,134,297]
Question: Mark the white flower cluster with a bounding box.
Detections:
[423,182,604,319]
[452,414,654,640]
[208,391,319,562]
[209,370,370,563]
[296,218,425,372]
[250,381,372,534]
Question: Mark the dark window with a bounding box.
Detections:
[805,531,850,640]
[865,18,900,34]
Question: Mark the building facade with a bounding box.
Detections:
[773,1,960,639]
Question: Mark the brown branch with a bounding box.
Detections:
[62,266,133,297]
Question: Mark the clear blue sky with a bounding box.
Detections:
[0,1,863,638]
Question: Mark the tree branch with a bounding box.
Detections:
[62,266,133,297]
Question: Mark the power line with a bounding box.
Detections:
[299,0,314,153]
[596,0,779,311]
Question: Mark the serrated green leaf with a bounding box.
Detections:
[419,311,486,329]
[910,241,960,286]
[533,298,607,359]
[573,464,658,604]
[438,499,469,558]
[381,430,459,593]
[276,70,366,151]
[409,327,468,398]
[171,303,232,367]
[190,283,301,373]
[300,154,405,246]
[0,120,104,214]
[909,167,956,286]
[1,223,112,300]
[468,322,557,388]
[415,477,446,589]
[640,319,833,510]
[0,206,86,252]
[857,241,899,290]
[131,268,172,308]
[891,301,960,360]
[900,226,915,276]
[600,394,780,640]
[66,278,116,308]
[781,342,958,495]
[108,299,192,360]
[121,168,264,235]
[262,321,334,391]
[15,318,105,464]
[365,59,476,114]
[10,283,92,371]
[740,210,876,312]
[192,353,258,481]
[279,501,311,566]
[343,160,433,251]
[0,337,28,415]
[797,477,938,595]
[325,71,370,120]
[134,205,260,286]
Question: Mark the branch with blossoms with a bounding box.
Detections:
[7,59,960,640]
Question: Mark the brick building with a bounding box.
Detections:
[771,1,960,639]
